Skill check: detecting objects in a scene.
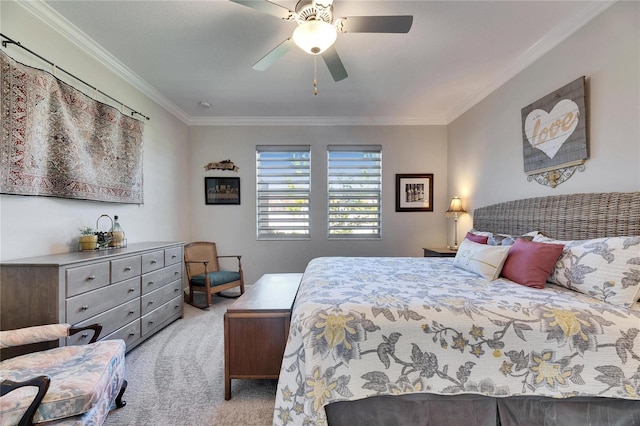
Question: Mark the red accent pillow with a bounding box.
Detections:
[465,232,489,244]
[501,238,564,289]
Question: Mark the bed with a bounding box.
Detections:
[273,192,640,426]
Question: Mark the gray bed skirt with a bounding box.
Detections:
[325,394,640,426]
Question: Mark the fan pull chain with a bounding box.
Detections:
[313,56,318,96]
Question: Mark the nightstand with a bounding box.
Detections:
[423,247,457,257]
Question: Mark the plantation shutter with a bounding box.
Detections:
[256,145,311,240]
[327,145,382,239]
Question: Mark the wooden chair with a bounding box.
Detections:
[183,242,245,308]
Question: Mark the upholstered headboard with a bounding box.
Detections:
[473,192,640,240]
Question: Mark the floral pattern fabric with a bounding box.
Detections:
[273,257,640,426]
[533,235,640,307]
[0,340,125,424]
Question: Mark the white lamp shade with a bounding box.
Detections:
[292,21,337,55]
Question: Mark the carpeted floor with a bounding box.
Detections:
[105,294,277,425]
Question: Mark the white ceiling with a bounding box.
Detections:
[36,0,612,125]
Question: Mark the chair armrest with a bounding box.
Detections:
[217,255,242,272]
[68,323,102,344]
[1,375,51,426]
[0,324,70,349]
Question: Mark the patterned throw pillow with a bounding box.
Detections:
[533,235,640,307]
[488,234,534,246]
[453,239,511,280]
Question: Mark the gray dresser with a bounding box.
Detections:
[0,242,184,355]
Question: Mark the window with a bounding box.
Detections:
[256,145,311,240]
[327,145,382,239]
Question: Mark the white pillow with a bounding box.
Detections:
[533,235,640,307]
[453,239,511,280]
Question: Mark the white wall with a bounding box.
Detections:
[189,125,448,284]
[447,1,640,235]
[0,1,191,261]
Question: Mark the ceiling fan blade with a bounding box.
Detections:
[321,46,348,82]
[337,15,413,33]
[252,39,294,71]
[229,0,295,21]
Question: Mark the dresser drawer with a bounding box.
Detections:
[141,279,183,316]
[67,298,140,346]
[141,263,182,294]
[111,255,142,283]
[141,295,182,337]
[103,319,140,348]
[66,262,110,297]
[165,246,182,266]
[66,277,140,324]
[142,250,165,273]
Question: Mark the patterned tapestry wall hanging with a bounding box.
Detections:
[1,50,144,203]
[521,76,588,188]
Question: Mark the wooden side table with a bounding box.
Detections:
[224,273,302,400]
[423,247,457,257]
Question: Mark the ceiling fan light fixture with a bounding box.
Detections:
[292,20,337,55]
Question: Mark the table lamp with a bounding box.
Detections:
[445,196,466,250]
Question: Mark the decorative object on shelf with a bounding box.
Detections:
[95,214,113,250]
[0,49,144,204]
[109,215,127,248]
[395,174,433,212]
[78,226,98,251]
[204,160,239,172]
[521,76,588,188]
[445,196,466,251]
[205,177,240,205]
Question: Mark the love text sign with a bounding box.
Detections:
[521,77,587,174]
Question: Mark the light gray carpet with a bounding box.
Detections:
[105,294,277,425]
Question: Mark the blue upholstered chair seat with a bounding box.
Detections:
[190,271,241,287]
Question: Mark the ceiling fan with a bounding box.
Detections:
[230,0,413,82]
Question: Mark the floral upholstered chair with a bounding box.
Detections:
[0,323,127,425]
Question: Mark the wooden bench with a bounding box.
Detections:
[223,273,302,400]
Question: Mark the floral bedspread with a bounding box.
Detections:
[273,257,640,425]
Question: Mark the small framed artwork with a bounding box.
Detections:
[395,174,433,212]
[205,177,240,205]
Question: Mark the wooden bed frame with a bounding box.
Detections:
[325,191,640,426]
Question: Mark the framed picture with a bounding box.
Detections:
[205,177,240,205]
[395,174,433,212]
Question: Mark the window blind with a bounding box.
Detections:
[256,145,311,240]
[327,145,382,239]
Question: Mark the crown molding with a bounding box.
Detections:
[17,0,190,124]
[445,0,616,124]
[187,115,448,126]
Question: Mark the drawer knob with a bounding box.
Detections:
[148,281,154,285]
[172,255,177,259]
[81,333,88,339]
[129,310,135,315]
[151,259,157,264]
[125,266,132,271]
[174,288,179,292]
[129,332,135,336]
[148,300,154,305]
[81,305,89,310]
[174,271,179,275]
[129,288,136,292]
[149,320,154,325]
[88,275,95,280]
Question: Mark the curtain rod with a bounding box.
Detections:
[0,33,150,121]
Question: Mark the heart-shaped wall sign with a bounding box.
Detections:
[524,99,579,159]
